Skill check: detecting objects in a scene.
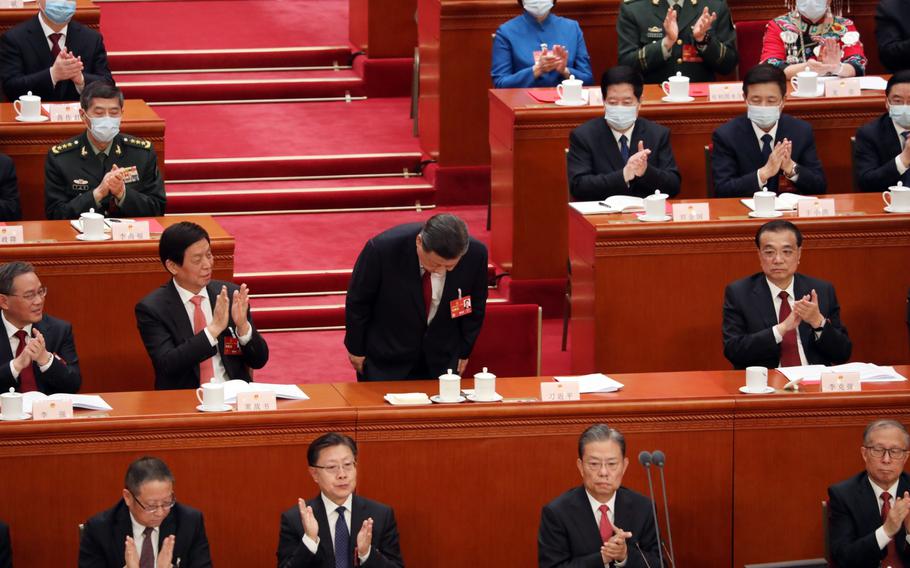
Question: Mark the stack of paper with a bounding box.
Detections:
[384,393,431,406]
[222,380,309,404]
[554,374,625,393]
[740,192,815,212]
[22,393,112,414]
[778,363,907,384]
[570,196,645,215]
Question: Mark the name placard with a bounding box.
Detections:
[797,198,836,218]
[236,390,277,412]
[825,78,861,98]
[111,221,150,241]
[587,88,603,106]
[32,398,74,420]
[541,381,581,402]
[0,226,24,245]
[672,202,711,221]
[708,83,743,102]
[821,372,861,393]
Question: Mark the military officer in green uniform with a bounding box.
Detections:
[44,80,165,220]
[618,0,738,84]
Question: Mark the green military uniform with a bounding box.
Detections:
[44,131,166,220]
[618,0,738,84]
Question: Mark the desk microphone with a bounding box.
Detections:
[635,540,653,568]
[638,451,665,568]
[651,450,676,568]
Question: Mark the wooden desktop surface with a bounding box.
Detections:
[569,193,910,374]
[1,369,909,566]
[0,99,166,220]
[0,215,233,392]
[0,0,99,35]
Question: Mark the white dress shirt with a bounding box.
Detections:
[585,489,626,567]
[610,125,636,187]
[869,477,910,549]
[766,278,824,367]
[751,121,799,189]
[172,280,252,383]
[894,120,909,176]
[420,268,446,324]
[3,311,53,380]
[301,493,370,563]
[129,512,159,564]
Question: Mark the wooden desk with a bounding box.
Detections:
[490,85,885,311]
[349,0,417,58]
[569,193,910,374]
[0,0,99,36]
[0,216,233,392]
[1,370,908,566]
[0,99,166,220]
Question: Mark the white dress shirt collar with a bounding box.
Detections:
[1,311,32,340]
[38,12,68,41]
[128,511,159,562]
[585,488,618,524]
[610,124,635,145]
[173,280,209,305]
[752,120,779,147]
[765,276,794,301]
[869,476,901,512]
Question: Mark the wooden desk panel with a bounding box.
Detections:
[0,216,233,393]
[350,0,418,58]
[569,194,910,374]
[0,99,166,220]
[0,0,99,36]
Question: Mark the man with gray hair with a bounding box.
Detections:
[344,213,488,381]
[79,456,212,568]
[828,419,910,568]
[0,261,80,394]
[538,424,660,567]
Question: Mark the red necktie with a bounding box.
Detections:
[421,269,432,317]
[598,504,614,543]
[48,33,62,59]
[13,330,37,392]
[139,526,154,568]
[881,492,903,568]
[190,296,216,384]
[778,291,801,367]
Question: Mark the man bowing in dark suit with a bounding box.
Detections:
[345,213,488,381]
[79,456,212,568]
[828,419,910,568]
[277,432,404,568]
[135,221,269,390]
[712,64,826,198]
[0,0,113,102]
[568,66,680,201]
[0,261,81,394]
[722,220,851,369]
[854,71,910,193]
[539,424,660,568]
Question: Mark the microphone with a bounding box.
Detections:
[635,541,653,568]
[651,450,676,568]
[638,451,665,568]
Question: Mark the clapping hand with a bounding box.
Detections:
[231,283,250,337]
[623,141,651,182]
[601,528,633,563]
[793,289,824,329]
[355,518,373,558]
[298,498,320,541]
[662,8,679,51]
[692,7,717,42]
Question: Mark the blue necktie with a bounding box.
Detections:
[334,506,350,568]
[760,134,778,191]
[619,134,630,164]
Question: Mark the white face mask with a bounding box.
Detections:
[796,0,828,22]
[747,104,781,130]
[890,105,910,129]
[604,104,638,131]
[89,116,121,143]
[523,0,553,18]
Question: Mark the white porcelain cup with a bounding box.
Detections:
[661,72,690,99]
[883,182,910,211]
[13,91,40,120]
[753,190,777,215]
[790,71,818,97]
[80,209,105,239]
[644,190,668,218]
[196,381,225,409]
[438,369,461,402]
[556,75,583,103]
[745,366,768,391]
[473,367,497,401]
[0,388,24,418]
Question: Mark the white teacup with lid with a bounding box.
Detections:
[643,190,668,218]
[14,91,41,121]
[438,369,461,402]
[556,75,584,104]
[883,181,910,212]
[80,208,105,240]
[661,72,690,99]
[0,387,24,419]
[473,367,497,401]
[753,189,777,216]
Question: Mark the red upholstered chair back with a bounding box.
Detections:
[736,20,769,76]
[464,304,542,378]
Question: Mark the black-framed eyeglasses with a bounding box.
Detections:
[6,286,47,302]
[864,446,910,460]
[129,490,176,514]
[312,461,357,476]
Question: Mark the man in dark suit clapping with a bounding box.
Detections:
[854,71,910,193]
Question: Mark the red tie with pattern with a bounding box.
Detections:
[139,526,154,568]
[881,492,903,568]
[190,295,215,384]
[13,330,37,392]
[421,269,432,316]
[777,291,801,367]
[48,33,62,59]
[599,504,614,543]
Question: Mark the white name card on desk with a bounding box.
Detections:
[0,226,23,245]
[709,83,743,102]
[821,372,861,392]
[43,103,81,122]
[797,198,836,217]
[236,390,277,412]
[32,398,73,420]
[541,381,580,402]
[111,221,150,241]
[672,203,710,221]
[0,0,25,8]
[825,78,861,98]
[587,88,603,106]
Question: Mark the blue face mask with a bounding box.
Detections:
[604,104,638,131]
[890,105,910,129]
[89,116,121,143]
[44,0,76,25]
[747,104,781,130]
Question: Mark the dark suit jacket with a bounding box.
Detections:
[277,494,404,568]
[0,15,113,102]
[854,113,909,192]
[712,114,827,198]
[568,117,681,201]
[0,313,81,394]
[79,500,211,568]
[135,279,269,390]
[0,521,10,568]
[876,0,910,72]
[538,486,660,568]
[722,272,852,369]
[828,471,910,568]
[344,223,488,381]
[0,153,20,221]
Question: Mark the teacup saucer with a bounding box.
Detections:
[554,98,587,107]
[884,205,910,214]
[196,404,232,412]
[661,95,695,103]
[429,394,466,404]
[15,115,48,122]
[76,233,111,241]
[789,87,824,98]
[0,412,31,421]
[748,210,783,218]
[467,393,503,403]
[739,386,775,394]
[637,214,671,222]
